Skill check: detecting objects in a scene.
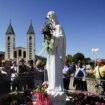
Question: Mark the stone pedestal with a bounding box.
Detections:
[47,91,66,105]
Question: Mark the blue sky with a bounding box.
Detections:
[0,0,105,59]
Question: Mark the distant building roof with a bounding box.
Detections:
[0,51,5,57]
[6,23,15,35]
[27,23,35,34]
[0,51,5,55]
[35,55,46,62]
[15,47,26,50]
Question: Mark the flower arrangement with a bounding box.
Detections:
[41,22,55,53]
[68,91,105,105]
[41,23,52,41]
[32,84,52,105]
[0,82,50,105]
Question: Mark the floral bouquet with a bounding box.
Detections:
[41,23,52,41]
[68,91,105,104]
[32,85,52,105]
[41,22,55,53]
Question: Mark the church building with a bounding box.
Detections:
[5,22,35,63]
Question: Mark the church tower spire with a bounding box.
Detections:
[6,21,15,35]
[5,21,15,59]
[26,22,35,61]
[27,21,35,34]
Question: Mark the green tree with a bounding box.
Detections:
[66,54,73,63]
[84,57,91,64]
[73,52,85,63]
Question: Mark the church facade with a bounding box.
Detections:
[5,23,35,63]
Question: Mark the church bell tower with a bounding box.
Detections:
[26,22,35,61]
[5,22,15,60]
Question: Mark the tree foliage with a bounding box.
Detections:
[66,52,91,64]
[73,52,85,63]
[66,54,73,63]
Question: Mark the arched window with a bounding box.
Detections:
[19,49,21,57]
[14,51,17,58]
[29,37,32,47]
[29,36,32,41]
[8,36,10,41]
[8,36,10,44]
[23,51,26,58]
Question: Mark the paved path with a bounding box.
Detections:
[69,77,99,94]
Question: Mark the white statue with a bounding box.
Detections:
[46,11,66,92]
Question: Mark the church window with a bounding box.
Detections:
[8,48,10,52]
[23,51,26,58]
[29,48,32,51]
[8,46,10,48]
[8,36,10,41]
[19,49,22,57]
[29,36,32,41]
[14,51,17,58]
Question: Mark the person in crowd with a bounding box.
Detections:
[11,60,18,91]
[18,58,29,91]
[73,61,87,91]
[85,62,92,71]
[62,59,72,91]
[35,59,43,71]
[3,59,12,92]
[5,59,12,78]
[87,59,105,95]
[0,60,7,75]
[27,59,35,89]
[71,62,76,74]
[34,59,44,88]
[0,60,9,93]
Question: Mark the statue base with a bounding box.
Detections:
[47,90,66,105]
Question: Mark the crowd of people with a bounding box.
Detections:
[0,57,105,95]
[62,58,105,95]
[0,58,46,93]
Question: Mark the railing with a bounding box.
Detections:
[0,75,104,95]
[0,71,46,94]
[70,76,103,94]
[0,73,105,104]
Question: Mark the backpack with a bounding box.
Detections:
[77,70,84,77]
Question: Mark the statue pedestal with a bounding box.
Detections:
[47,91,66,105]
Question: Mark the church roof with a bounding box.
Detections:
[15,47,26,49]
[27,23,35,34]
[6,23,15,35]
